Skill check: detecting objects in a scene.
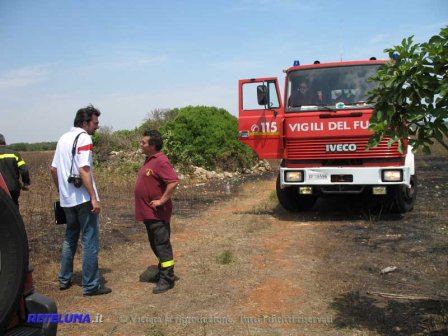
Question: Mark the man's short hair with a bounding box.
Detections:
[74,105,101,127]
[0,134,5,145]
[143,129,163,151]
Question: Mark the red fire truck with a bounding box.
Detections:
[238,59,417,213]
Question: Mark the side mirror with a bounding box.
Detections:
[257,85,268,106]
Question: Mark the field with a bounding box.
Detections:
[18,150,447,336]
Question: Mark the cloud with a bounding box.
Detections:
[369,34,385,45]
[0,65,49,90]
[85,44,170,70]
[98,54,169,70]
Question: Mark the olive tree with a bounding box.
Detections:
[368,26,448,153]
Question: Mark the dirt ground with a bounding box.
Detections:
[21,153,448,336]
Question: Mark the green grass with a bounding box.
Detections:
[216,250,236,265]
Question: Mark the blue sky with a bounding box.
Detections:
[1,0,447,144]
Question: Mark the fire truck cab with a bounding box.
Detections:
[238,59,417,213]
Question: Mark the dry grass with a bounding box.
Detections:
[16,149,448,336]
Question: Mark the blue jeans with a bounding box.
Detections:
[58,201,100,294]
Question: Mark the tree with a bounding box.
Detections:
[367,26,448,153]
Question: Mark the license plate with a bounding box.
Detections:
[307,172,328,181]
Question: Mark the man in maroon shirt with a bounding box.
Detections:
[135,130,179,294]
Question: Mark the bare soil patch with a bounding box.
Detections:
[19,152,447,335]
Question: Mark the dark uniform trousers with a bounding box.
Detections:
[9,190,20,206]
[143,220,174,284]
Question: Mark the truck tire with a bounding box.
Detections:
[392,174,417,214]
[0,188,28,332]
[276,174,317,212]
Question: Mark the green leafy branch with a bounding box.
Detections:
[367,26,448,154]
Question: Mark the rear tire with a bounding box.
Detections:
[391,175,417,214]
[0,188,28,332]
[276,174,317,212]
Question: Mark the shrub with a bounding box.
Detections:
[93,108,178,165]
[138,108,178,132]
[73,106,257,172]
[91,126,139,164]
[160,106,256,171]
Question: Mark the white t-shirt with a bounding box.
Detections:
[51,127,99,207]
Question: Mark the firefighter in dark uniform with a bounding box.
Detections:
[134,130,179,294]
[0,134,30,206]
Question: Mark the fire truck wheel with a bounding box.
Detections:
[392,174,417,214]
[276,174,317,212]
[0,188,28,332]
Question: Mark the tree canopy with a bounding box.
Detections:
[368,26,448,153]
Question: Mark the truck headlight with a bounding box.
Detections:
[285,171,304,182]
[382,169,403,182]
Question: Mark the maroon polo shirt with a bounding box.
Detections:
[134,152,179,223]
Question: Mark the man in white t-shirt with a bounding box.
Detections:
[51,105,111,296]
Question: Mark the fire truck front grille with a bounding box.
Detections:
[286,137,400,160]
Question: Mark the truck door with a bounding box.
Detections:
[238,78,284,159]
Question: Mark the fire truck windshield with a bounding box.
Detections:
[286,64,382,112]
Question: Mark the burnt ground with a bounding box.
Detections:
[21,153,448,336]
